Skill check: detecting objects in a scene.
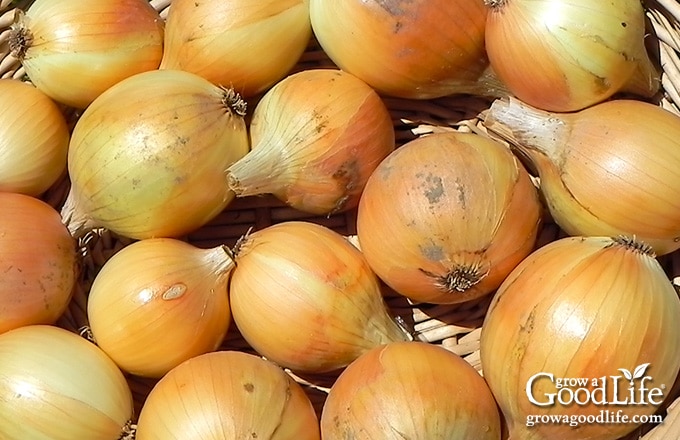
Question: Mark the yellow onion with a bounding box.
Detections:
[8,0,164,109]
[480,236,680,440]
[309,0,507,99]
[484,0,659,112]
[484,97,680,256]
[87,238,233,378]
[229,221,409,374]
[61,69,249,240]
[0,192,77,335]
[0,325,134,440]
[136,350,320,439]
[161,0,311,98]
[321,341,502,439]
[227,69,395,215]
[0,79,69,196]
[356,131,541,305]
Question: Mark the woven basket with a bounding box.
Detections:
[2,0,680,438]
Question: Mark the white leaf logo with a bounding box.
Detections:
[619,363,650,386]
[633,363,651,380]
[618,368,633,381]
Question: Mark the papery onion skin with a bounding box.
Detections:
[136,351,320,440]
[480,236,680,440]
[0,325,134,440]
[0,79,69,196]
[310,0,499,99]
[484,97,680,256]
[310,0,505,99]
[356,131,541,305]
[9,0,165,109]
[61,69,250,240]
[227,69,395,215]
[161,0,311,98]
[484,0,658,112]
[229,221,409,374]
[0,193,77,335]
[321,341,501,439]
[87,238,233,378]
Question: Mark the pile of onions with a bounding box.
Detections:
[229,221,409,374]
[0,79,69,196]
[321,341,502,439]
[61,69,250,240]
[227,69,395,215]
[0,325,134,440]
[480,236,680,440]
[135,351,320,439]
[309,0,507,99]
[86,238,234,378]
[0,193,76,335]
[484,97,680,256]
[161,0,311,98]
[484,0,659,111]
[9,0,165,109]
[356,131,542,304]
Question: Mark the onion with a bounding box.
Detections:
[484,0,659,112]
[136,350,320,439]
[227,69,395,215]
[484,97,680,256]
[0,325,134,440]
[309,0,507,99]
[356,131,542,305]
[161,0,311,98]
[321,341,502,439]
[0,192,77,335]
[87,238,234,378]
[0,79,69,196]
[480,236,680,440]
[8,0,164,109]
[61,69,250,240]
[229,221,409,374]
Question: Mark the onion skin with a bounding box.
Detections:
[0,193,77,335]
[484,0,658,112]
[484,97,680,256]
[229,221,409,374]
[227,69,395,214]
[0,325,134,440]
[61,69,250,240]
[136,351,320,440]
[161,0,311,98]
[9,0,164,109]
[87,238,234,378]
[321,341,502,439]
[0,79,69,196]
[480,236,680,440]
[310,0,506,99]
[356,131,541,304]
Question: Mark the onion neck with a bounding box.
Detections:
[60,190,100,240]
[458,64,512,99]
[226,146,285,197]
[620,50,661,99]
[483,98,571,167]
[371,310,413,345]
[205,245,236,277]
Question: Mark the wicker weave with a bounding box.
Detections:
[2,0,680,438]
